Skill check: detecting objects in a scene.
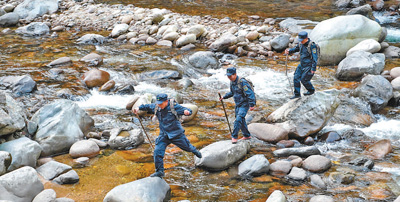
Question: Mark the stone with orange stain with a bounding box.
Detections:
[361,171,393,181]
[192,140,212,148]
[187,135,199,142]
[116,150,153,162]
[365,183,393,200]
[331,185,359,192]
[364,139,392,159]
[200,121,218,128]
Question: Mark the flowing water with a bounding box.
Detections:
[1,0,400,201]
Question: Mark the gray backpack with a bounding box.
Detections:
[153,98,180,120]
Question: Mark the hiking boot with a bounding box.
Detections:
[303,91,315,96]
[241,136,251,140]
[193,150,202,158]
[290,95,301,99]
[232,138,238,144]
[150,171,164,178]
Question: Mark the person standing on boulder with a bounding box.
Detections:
[285,31,319,99]
[132,93,202,178]
[220,67,256,144]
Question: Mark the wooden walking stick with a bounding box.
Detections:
[218,93,233,135]
[135,113,154,150]
[285,54,294,95]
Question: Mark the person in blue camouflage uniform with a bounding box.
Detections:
[285,31,319,99]
[220,67,256,144]
[133,93,202,178]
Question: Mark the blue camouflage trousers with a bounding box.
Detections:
[293,64,315,96]
[232,105,251,139]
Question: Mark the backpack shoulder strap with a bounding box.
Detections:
[169,99,179,120]
[153,104,159,117]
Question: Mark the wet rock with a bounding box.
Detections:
[14,0,58,21]
[51,25,65,32]
[16,22,49,36]
[0,151,11,175]
[392,77,400,91]
[176,34,196,47]
[269,160,292,177]
[116,85,135,95]
[32,189,57,202]
[83,69,110,88]
[302,155,331,172]
[287,167,307,180]
[270,34,290,52]
[388,91,400,107]
[267,89,341,138]
[0,75,37,95]
[310,174,327,189]
[347,39,381,56]
[73,157,89,168]
[195,140,250,171]
[132,94,153,115]
[36,160,72,180]
[303,136,314,145]
[180,104,198,123]
[348,156,374,170]
[52,170,79,184]
[125,95,140,110]
[31,99,94,156]
[328,171,355,184]
[103,177,170,202]
[248,123,288,143]
[80,53,103,66]
[99,80,115,92]
[88,138,107,148]
[353,75,393,113]
[209,33,238,52]
[180,44,196,51]
[177,78,194,90]
[265,190,286,202]
[364,139,392,159]
[0,91,26,136]
[336,0,351,8]
[371,0,384,11]
[0,166,44,202]
[111,23,129,38]
[390,67,400,79]
[382,45,400,58]
[0,137,42,171]
[140,70,181,80]
[47,57,72,67]
[319,131,341,143]
[108,129,144,150]
[274,146,321,158]
[347,5,373,17]
[276,140,295,148]
[329,94,376,127]
[238,154,270,178]
[77,34,106,45]
[69,140,100,158]
[310,195,334,202]
[188,51,219,70]
[310,15,382,66]
[288,155,302,167]
[336,51,385,81]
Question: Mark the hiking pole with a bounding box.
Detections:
[218,93,233,135]
[135,113,154,150]
[285,54,294,95]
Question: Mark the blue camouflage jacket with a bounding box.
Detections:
[289,39,319,71]
[223,76,256,108]
[139,100,192,139]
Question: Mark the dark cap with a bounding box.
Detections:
[156,93,168,104]
[297,31,308,42]
[226,67,236,76]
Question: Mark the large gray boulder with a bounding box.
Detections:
[353,75,393,113]
[31,99,94,156]
[195,140,250,171]
[270,34,290,52]
[0,75,37,95]
[0,137,42,171]
[267,90,341,138]
[0,13,19,27]
[329,94,376,127]
[32,189,57,202]
[238,154,270,177]
[310,15,382,66]
[15,22,49,36]
[0,166,44,202]
[36,160,71,181]
[103,177,170,202]
[0,91,26,136]
[209,33,238,52]
[248,123,288,143]
[273,146,321,158]
[14,0,58,21]
[336,51,385,81]
[188,51,219,70]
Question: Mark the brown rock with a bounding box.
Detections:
[83,69,110,88]
[364,139,392,159]
[99,80,115,92]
